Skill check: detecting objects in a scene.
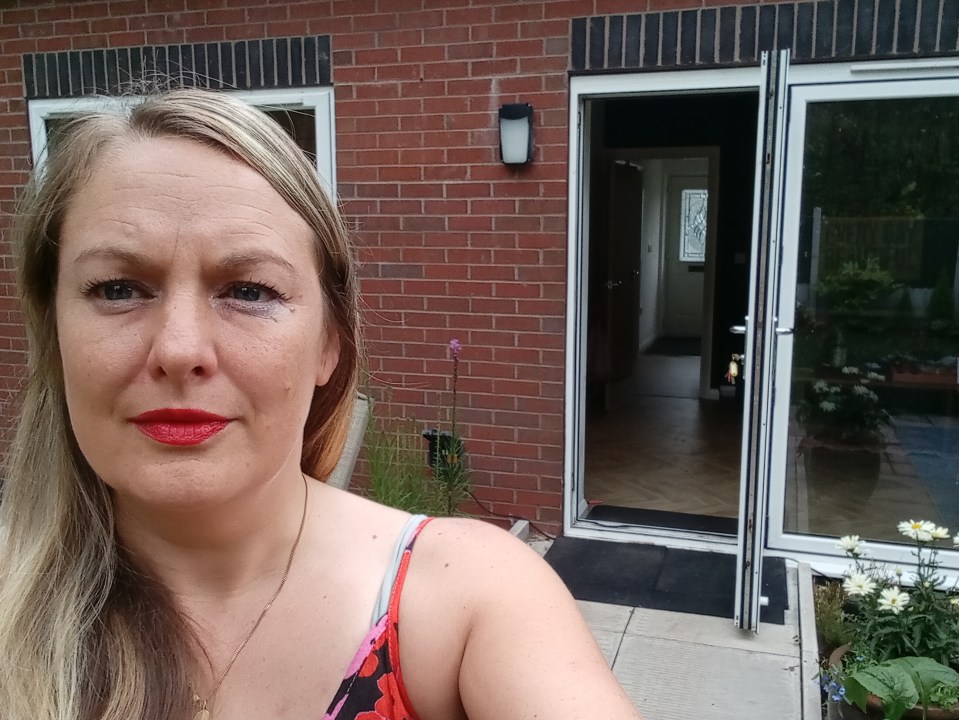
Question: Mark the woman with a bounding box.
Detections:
[0,89,643,720]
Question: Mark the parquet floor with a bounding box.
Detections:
[584,354,743,519]
[584,354,958,543]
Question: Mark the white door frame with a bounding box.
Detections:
[734,50,790,630]
[564,66,761,553]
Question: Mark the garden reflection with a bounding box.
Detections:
[784,96,959,543]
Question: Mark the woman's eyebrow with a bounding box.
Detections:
[71,246,151,269]
[214,250,298,274]
[69,247,298,274]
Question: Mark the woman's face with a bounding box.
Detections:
[55,136,339,511]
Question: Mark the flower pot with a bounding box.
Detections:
[827,645,959,720]
[803,443,881,501]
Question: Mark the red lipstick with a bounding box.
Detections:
[130,409,230,446]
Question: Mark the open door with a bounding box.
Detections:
[733,50,790,631]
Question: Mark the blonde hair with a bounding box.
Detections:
[0,89,360,719]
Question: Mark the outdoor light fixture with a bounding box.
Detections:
[498,103,534,165]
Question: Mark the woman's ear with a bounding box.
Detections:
[315,327,341,387]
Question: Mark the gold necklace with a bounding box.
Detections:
[192,474,309,720]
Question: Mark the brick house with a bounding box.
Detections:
[2,0,958,627]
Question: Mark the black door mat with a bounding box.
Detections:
[587,504,738,536]
[544,535,788,624]
[644,336,702,356]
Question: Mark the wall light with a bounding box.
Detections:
[498,103,534,165]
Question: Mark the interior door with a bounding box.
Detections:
[605,161,643,380]
[663,174,708,337]
[734,50,790,631]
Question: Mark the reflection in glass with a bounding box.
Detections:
[785,97,959,544]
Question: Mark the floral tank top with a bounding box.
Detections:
[322,515,432,720]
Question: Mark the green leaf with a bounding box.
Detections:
[848,664,919,720]
[894,657,959,708]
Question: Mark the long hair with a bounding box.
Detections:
[0,89,360,719]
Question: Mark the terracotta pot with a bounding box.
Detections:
[827,645,959,720]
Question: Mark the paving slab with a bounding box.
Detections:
[576,561,820,720]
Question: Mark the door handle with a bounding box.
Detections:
[730,325,747,335]
[775,327,794,335]
[606,280,623,289]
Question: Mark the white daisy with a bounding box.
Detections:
[837,535,864,555]
[843,573,877,597]
[820,401,837,412]
[814,380,830,393]
[841,366,860,375]
[866,372,886,381]
[898,520,936,542]
[930,526,950,540]
[877,587,910,614]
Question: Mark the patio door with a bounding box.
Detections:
[733,50,791,631]
[766,62,959,572]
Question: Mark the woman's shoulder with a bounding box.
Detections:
[399,519,644,719]
[403,516,563,623]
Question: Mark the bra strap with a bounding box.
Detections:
[370,514,429,625]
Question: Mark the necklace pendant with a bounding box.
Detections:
[193,710,211,720]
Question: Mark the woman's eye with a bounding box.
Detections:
[227,282,283,303]
[102,282,134,301]
[82,279,141,301]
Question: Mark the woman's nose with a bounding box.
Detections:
[145,291,219,381]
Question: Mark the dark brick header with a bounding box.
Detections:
[22,36,332,100]
[572,0,958,71]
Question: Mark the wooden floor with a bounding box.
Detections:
[584,353,958,544]
[584,353,742,520]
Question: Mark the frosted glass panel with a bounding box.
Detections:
[680,189,707,262]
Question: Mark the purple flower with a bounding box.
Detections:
[449,338,461,359]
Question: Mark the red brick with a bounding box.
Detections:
[109,0,148,15]
[1,9,38,25]
[182,25,225,42]
[128,13,169,29]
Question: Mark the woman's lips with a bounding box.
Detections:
[130,409,230,446]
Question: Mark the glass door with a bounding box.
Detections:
[734,50,790,630]
[769,69,959,568]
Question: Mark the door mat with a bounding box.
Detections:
[544,535,788,624]
[587,504,738,536]
[644,336,702,357]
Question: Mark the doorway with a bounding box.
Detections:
[581,91,759,536]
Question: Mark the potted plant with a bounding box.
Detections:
[798,366,891,495]
[821,524,959,720]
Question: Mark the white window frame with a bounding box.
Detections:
[26,87,336,197]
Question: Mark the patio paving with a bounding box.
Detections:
[575,561,821,719]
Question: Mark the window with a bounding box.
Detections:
[27,88,336,195]
[679,188,707,262]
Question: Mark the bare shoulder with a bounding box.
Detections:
[400,518,643,720]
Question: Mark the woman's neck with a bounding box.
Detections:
[113,470,311,603]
